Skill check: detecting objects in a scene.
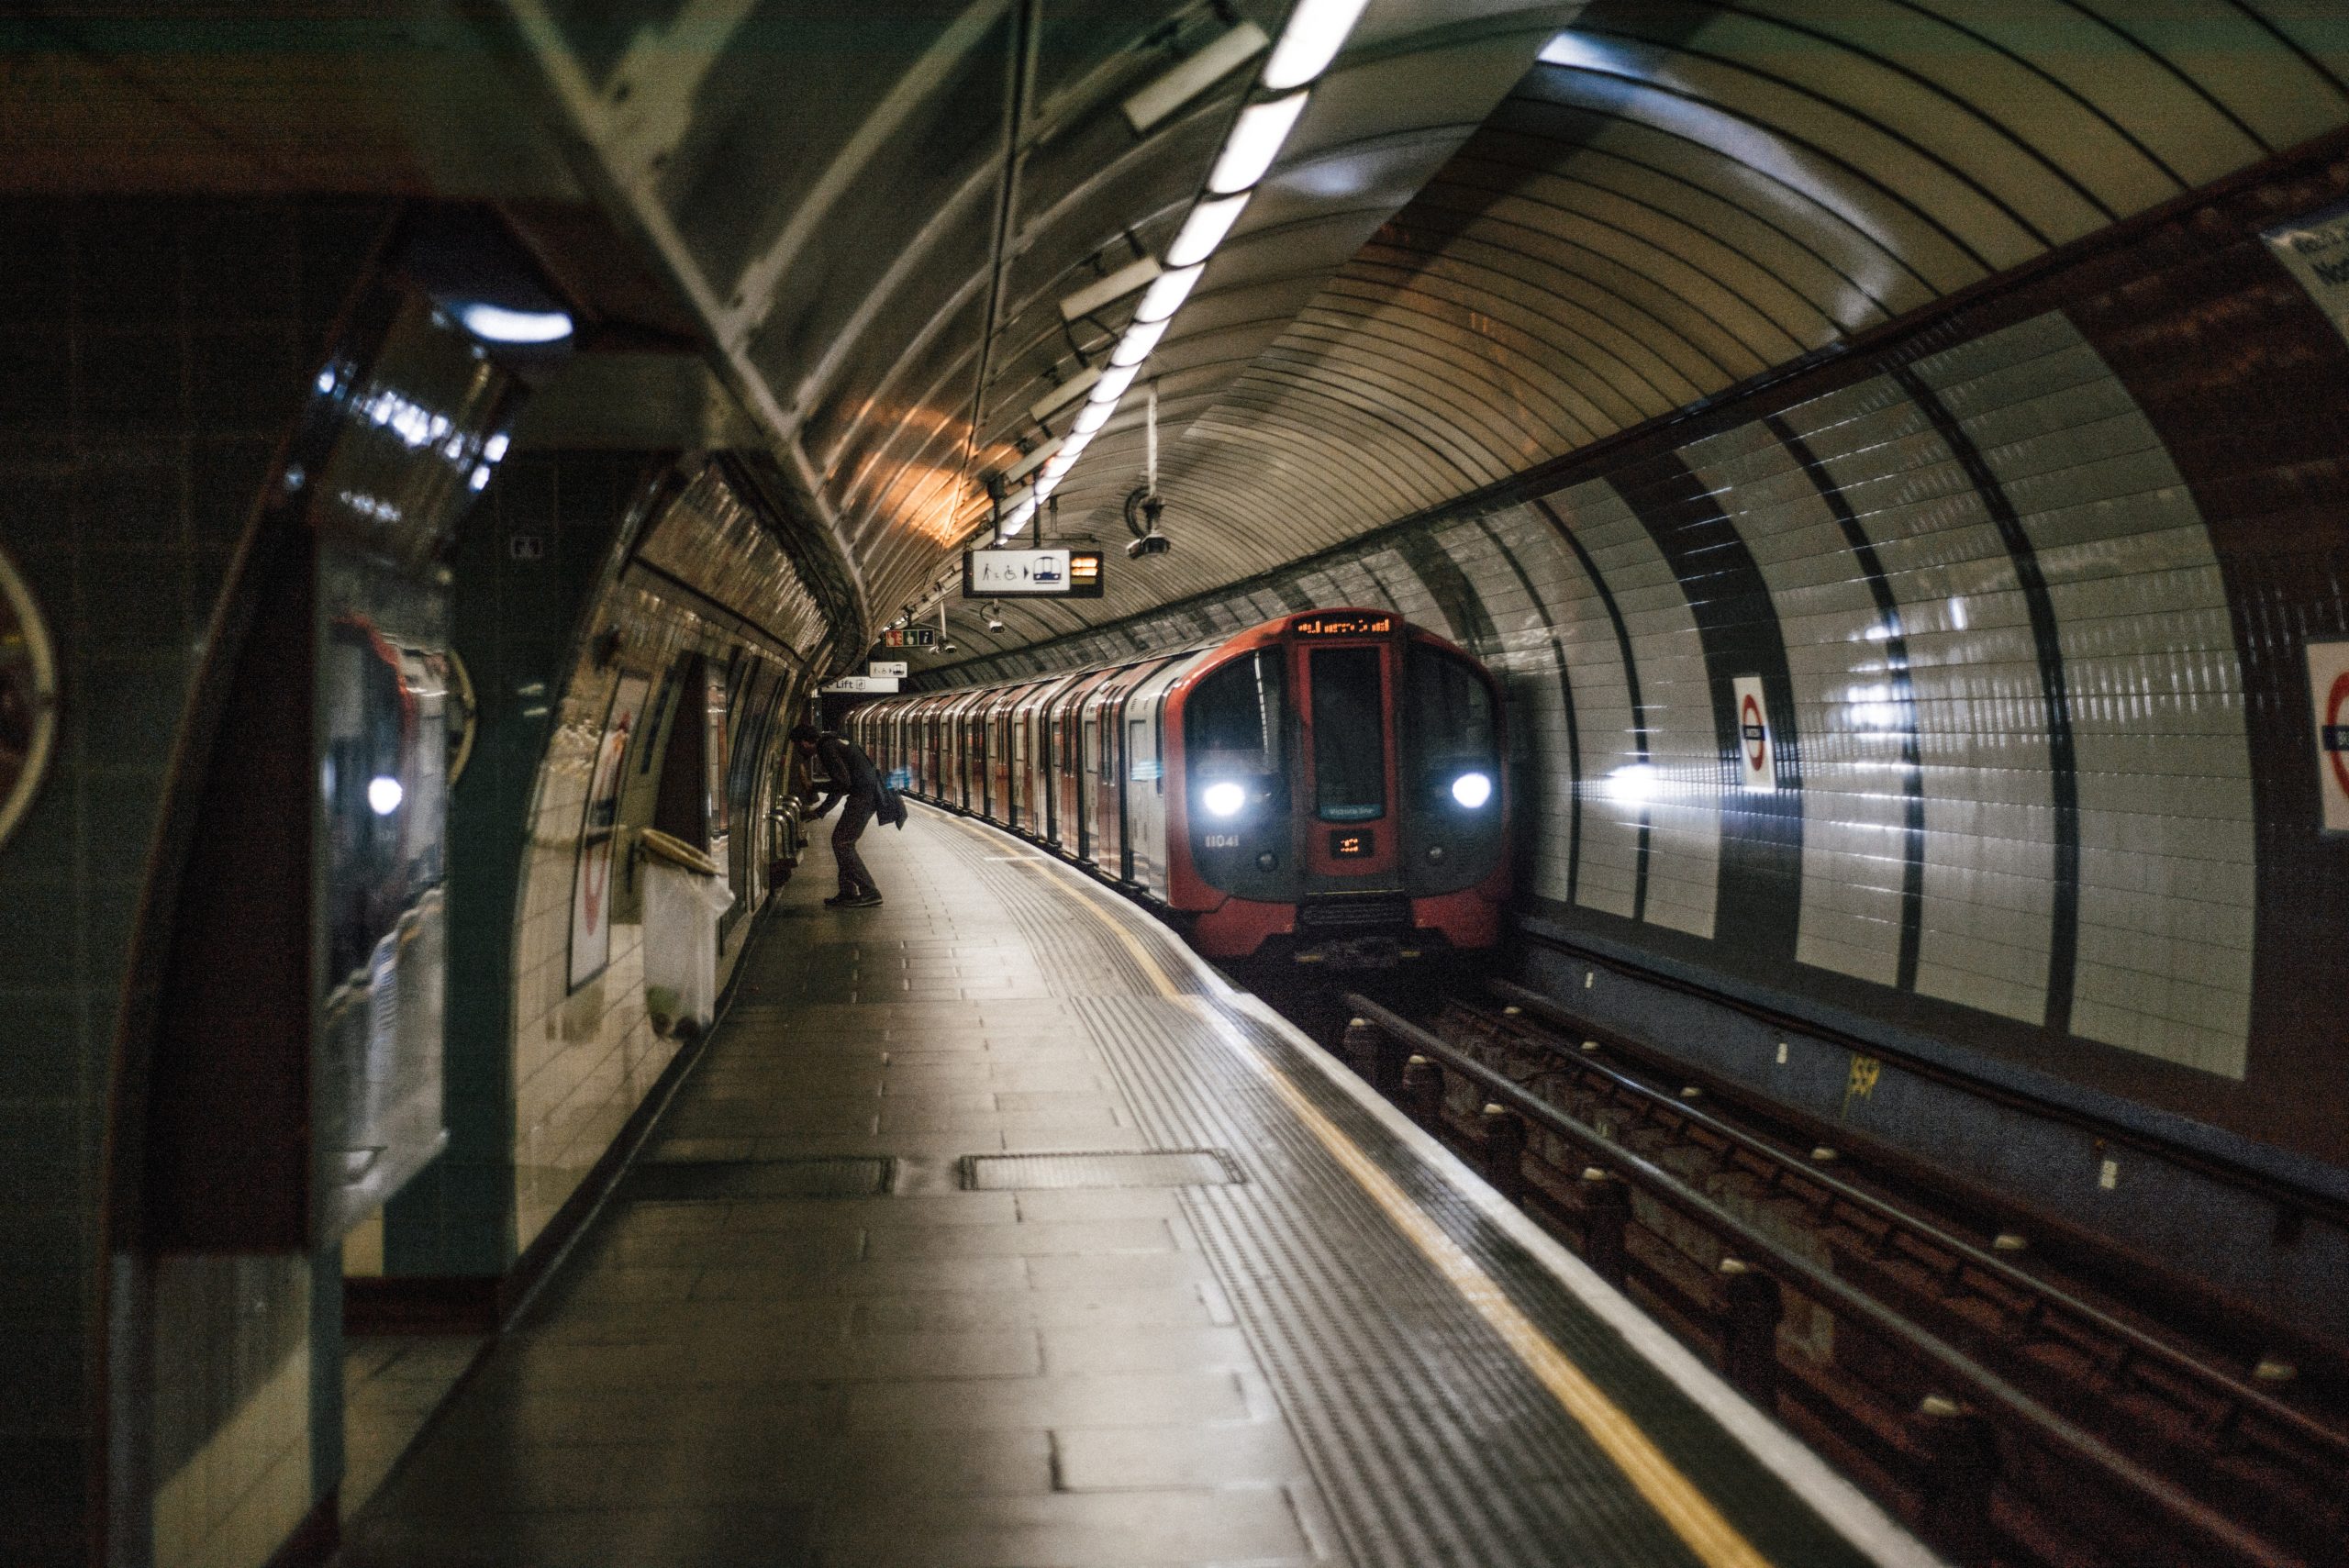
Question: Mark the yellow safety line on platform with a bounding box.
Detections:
[945,811,1774,1568]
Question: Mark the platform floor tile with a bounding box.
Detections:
[345,814,1341,1568]
[344,806,1928,1568]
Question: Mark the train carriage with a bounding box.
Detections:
[853,610,1508,962]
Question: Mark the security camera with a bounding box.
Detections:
[938,641,959,654]
[985,617,1006,632]
[1127,533,1170,559]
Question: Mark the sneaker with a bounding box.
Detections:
[823,892,861,907]
[844,892,885,907]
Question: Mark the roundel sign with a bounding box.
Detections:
[2311,641,2349,833]
[1731,674,1776,792]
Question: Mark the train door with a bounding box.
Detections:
[1009,690,1030,831]
[1064,670,1108,861]
[944,692,969,809]
[1294,627,1402,887]
[1122,658,1193,897]
[996,688,1024,828]
[961,691,987,812]
[1079,670,1123,873]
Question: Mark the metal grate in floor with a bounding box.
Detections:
[957,1150,1245,1190]
[623,1156,894,1200]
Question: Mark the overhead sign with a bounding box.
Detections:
[880,626,937,648]
[963,547,1105,599]
[824,675,899,695]
[2264,201,2349,350]
[868,661,907,679]
[1731,674,1776,791]
[2312,640,2349,832]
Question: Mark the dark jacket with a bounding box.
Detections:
[812,734,905,827]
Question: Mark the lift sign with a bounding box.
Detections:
[2312,640,2349,833]
[1731,674,1776,792]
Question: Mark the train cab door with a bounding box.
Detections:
[1293,617,1403,891]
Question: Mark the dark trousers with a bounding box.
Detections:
[832,795,879,897]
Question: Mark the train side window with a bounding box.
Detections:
[1310,646,1386,822]
[1185,651,1284,778]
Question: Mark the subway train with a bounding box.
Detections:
[849,609,1509,962]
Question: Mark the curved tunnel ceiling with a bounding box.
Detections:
[490,0,1576,655]
[926,0,2349,668]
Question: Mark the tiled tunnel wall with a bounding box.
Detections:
[483,456,823,1260]
[0,197,824,1568]
[0,196,394,1568]
[939,152,2349,1179]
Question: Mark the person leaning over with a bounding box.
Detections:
[790,722,900,907]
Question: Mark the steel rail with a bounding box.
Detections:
[1340,992,2305,1568]
[1477,979,2349,1467]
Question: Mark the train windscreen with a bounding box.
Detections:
[1310,646,1386,822]
[1407,644,1496,777]
[1186,651,1284,776]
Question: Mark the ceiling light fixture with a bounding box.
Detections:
[455,303,573,345]
[1263,0,1371,90]
[1088,363,1141,406]
[1027,366,1103,424]
[1121,20,1271,132]
[1208,91,1308,194]
[1058,255,1163,323]
[1110,317,1170,367]
[1165,192,1251,267]
[1070,400,1114,436]
[1132,263,1203,324]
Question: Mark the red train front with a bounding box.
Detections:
[852,609,1509,964]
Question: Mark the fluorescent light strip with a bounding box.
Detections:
[1263,0,1371,90]
[456,302,573,344]
[1208,91,1308,195]
[1133,262,1203,324]
[1027,365,1103,423]
[1070,399,1114,436]
[1121,20,1270,132]
[1058,426,1097,460]
[1087,363,1141,406]
[999,496,1038,537]
[1110,317,1169,367]
[1166,192,1250,267]
[1058,255,1163,322]
[1004,437,1063,484]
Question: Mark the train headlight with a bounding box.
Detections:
[1451,771,1493,809]
[1203,781,1246,817]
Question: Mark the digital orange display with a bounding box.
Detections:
[1294,614,1393,638]
[1330,828,1375,857]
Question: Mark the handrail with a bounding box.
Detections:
[1341,993,2304,1568]
[1477,981,2349,1466]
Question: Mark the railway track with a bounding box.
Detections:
[1335,984,2349,1568]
